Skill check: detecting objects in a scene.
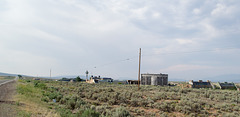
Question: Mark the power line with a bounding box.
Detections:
[90,47,240,69]
[93,56,137,69]
[142,47,240,57]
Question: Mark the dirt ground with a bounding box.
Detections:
[0,80,17,117]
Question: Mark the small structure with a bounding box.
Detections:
[217,82,236,90]
[59,78,71,81]
[33,78,40,80]
[141,73,168,86]
[86,76,113,84]
[59,78,75,82]
[189,80,213,88]
[113,80,127,84]
[86,79,98,84]
[99,78,113,83]
[127,80,139,84]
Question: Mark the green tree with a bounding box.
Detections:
[76,76,81,82]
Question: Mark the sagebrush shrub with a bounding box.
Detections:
[113,107,131,117]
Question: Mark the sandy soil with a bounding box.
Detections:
[0,80,16,117]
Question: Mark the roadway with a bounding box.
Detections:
[0,79,16,117]
[0,80,14,86]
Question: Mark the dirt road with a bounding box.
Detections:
[0,80,16,117]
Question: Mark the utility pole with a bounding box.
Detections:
[138,48,141,91]
[50,69,52,79]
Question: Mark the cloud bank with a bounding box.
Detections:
[0,0,240,80]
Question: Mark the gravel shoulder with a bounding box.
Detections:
[0,80,11,84]
[0,80,17,117]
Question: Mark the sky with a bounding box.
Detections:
[0,0,240,80]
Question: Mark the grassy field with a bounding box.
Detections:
[15,79,240,117]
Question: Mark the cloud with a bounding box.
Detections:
[192,8,201,15]
[176,39,195,45]
[0,0,240,79]
[162,64,214,72]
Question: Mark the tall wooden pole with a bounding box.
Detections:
[50,69,51,79]
[138,48,141,91]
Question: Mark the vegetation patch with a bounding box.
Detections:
[15,79,240,117]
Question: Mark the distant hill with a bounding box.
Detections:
[203,74,240,83]
[0,72,18,76]
[169,78,186,82]
[169,74,240,83]
[50,75,86,79]
[0,72,31,77]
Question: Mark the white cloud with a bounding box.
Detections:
[193,8,201,15]
[210,3,237,17]
[130,6,148,20]
[0,0,239,79]
[162,64,214,72]
[176,39,195,45]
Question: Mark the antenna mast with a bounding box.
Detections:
[50,69,51,79]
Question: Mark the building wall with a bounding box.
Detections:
[146,76,151,85]
[218,82,236,89]
[127,80,139,84]
[141,73,168,86]
[189,80,212,88]
[192,84,212,88]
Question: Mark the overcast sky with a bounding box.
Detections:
[0,0,240,80]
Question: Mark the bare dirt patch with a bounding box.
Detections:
[0,80,17,117]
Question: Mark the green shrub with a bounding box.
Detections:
[130,98,139,107]
[34,81,47,89]
[81,109,100,117]
[67,99,76,110]
[58,108,74,117]
[44,91,61,100]
[108,99,117,105]
[113,107,131,117]
[26,80,31,82]
[17,84,33,96]
[75,99,86,109]
[17,110,32,117]
[41,96,49,102]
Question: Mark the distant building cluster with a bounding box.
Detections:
[47,70,239,90]
[188,80,238,90]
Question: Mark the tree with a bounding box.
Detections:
[76,76,81,82]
